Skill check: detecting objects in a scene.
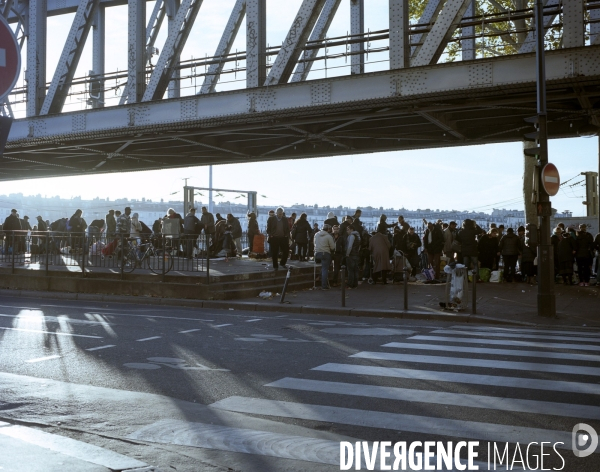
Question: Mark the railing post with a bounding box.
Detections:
[11,233,15,274]
[280,266,292,304]
[341,265,346,307]
[162,234,166,283]
[120,233,125,280]
[81,235,86,277]
[472,266,477,315]
[206,232,210,285]
[45,232,49,276]
[404,267,409,311]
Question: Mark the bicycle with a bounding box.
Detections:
[117,238,173,274]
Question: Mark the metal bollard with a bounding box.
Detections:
[472,268,477,315]
[341,265,346,307]
[81,236,86,278]
[280,266,292,303]
[206,233,210,285]
[11,233,15,274]
[162,234,166,282]
[404,268,410,311]
[45,234,49,276]
[120,234,125,280]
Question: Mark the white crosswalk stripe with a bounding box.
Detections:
[209,325,600,467]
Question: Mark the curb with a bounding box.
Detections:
[0,287,579,328]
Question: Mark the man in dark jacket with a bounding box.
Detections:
[106,210,116,239]
[423,222,444,279]
[69,209,87,252]
[201,207,216,247]
[227,213,243,257]
[403,227,422,276]
[331,225,345,286]
[456,219,480,271]
[183,208,202,258]
[575,224,595,286]
[3,209,21,253]
[498,228,523,282]
[266,207,290,270]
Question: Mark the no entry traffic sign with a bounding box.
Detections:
[541,163,560,196]
[0,15,20,100]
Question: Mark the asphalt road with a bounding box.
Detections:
[0,295,598,472]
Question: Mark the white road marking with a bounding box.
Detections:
[235,338,266,342]
[209,396,576,452]
[213,324,232,328]
[0,422,147,470]
[312,363,600,395]
[136,336,162,342]
[25,355,62,363]
[351,351,600,376]
[321,328,415,336]
[128,419,342,466]
[0,327,102,339]
[85,345,116,351]
[0,313,109,326]
[383,342,600,362]
[267,377,600,420]
[430,329,600,343]
[245,319,262,322]
[178,329,201,333]
[449,325,600,337]
[409,335,600,352]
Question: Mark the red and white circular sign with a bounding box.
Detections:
[541,163,560,196]
[0,15,20,100]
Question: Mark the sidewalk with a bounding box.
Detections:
[249,278,600,328]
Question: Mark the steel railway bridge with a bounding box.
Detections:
[1,0,599,181]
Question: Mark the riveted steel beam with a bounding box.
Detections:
[350,0,364,74]
[417,111,466,139]
[411,0,443,58]
[26,0,47,117]
[90,6,104,108]
[389,0,410,69]
[167,0,181,99]
[40,0,100,115]
[142,0,203,101]
[291,0,341,82]
[519,0,558,54]
[412,0,471,67]
[266,0,327,85]
[592,3,600,46]
[461,0,475,61]
[200,0,245,94]
[246,0,266,88]
[562,0,584,48]
[126,0,146,103]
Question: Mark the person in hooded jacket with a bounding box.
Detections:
[292,213,312,262]
[498,228,523,282]
[324,212,339,228]
[314,224,335,289]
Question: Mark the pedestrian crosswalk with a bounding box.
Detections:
[207,324,600,469]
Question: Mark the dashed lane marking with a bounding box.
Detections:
[213,324,233,328]
[179,329,201,333]
[136,336,162,342]
[0,327,102,339]
[245,319,262,322]
[25,355,61,363]
[85,345,116,351]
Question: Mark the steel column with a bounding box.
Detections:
[167,0,181,99]
[246,0,266,88]
[461,0,475,61]
[40,0,100,115]
[90,5,105,108]
[127,0,146,103]
[199,0,246,94]
[411,0,443,58]
[592,3,600,46]
[389,0,410,69]
[562,0,584,48]
[26,0,47,117]
[291,0,341,82]
[519,0,558,54]
[266,0,327,85]
[350,0,364,74]
[412,0,471,67]
[143,0,203,101]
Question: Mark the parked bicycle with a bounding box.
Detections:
[117,238,173,274]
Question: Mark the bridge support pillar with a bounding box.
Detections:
[350,0,364,74]
[246,0,267,88]
[389,0,410,69]
[26,0,47,117]
[128,0,146,103]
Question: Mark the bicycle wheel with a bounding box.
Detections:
[147,250,173,274]
[117,250,137,273]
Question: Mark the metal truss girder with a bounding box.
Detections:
[519,0,558,54]
[562,0,584,48]
[90,5,105,108]
[119,0,165,105]
[142,0,203,101]
[592,3,600,46]
[411,0,443,58]
[416,111,465,139]
[9,47,600,146]
[167,0,181,99]
[461,0,475,61]
[291,0,341,82]
[412,0,471,67]
[40,0,100,115]
[200,0,245,94]
[350,0,364,74]
[266,0,327,85]
[125,0,146,104]
[389,0,410,69]
[246,0,266,88]
[26,0,47,117]
[8,0,149,23]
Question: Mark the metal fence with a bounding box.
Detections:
[0,230,210,277]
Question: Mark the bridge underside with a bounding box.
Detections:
[2,48,600,181]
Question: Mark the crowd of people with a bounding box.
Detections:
[260,208,600,290]
[3,205,599,289]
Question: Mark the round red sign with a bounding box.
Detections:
[0,15,20,100]
[541,163,560,196]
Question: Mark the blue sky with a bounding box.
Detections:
[5,0,599,215]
